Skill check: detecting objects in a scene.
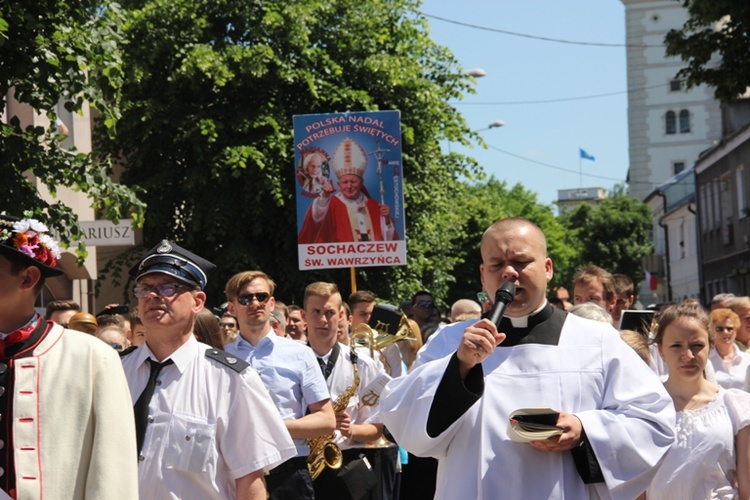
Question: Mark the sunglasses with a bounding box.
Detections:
[415,300,434,308]
[219,322,237,328]
[715,326,736,333]
[134,282,194,299]
[237,292,271,306]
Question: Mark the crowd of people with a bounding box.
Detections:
[3,212,750,499]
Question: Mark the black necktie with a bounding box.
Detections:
[134,358,173,454]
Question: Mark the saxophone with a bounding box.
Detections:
[307,352,360,480]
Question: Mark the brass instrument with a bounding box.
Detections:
[350,309,418,375]
[306,354,360,481]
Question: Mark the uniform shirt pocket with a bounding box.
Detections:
[163,412,216,473]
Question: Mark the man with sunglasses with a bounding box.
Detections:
[224,270,335,500]
[121,241,295,499]
[219,312,239,345]
[411,290,442,342]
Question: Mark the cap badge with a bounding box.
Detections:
[156,241,172,254]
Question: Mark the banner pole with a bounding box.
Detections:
[350,267,357,295]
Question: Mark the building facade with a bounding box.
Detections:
[2,92,137,313]
[620,0,722,201]
[695,124,750,301]
[556,187,608,214]
[643,167,699,305]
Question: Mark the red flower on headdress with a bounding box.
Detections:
[36,246,53,265]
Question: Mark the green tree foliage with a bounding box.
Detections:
[0,1,145,251]
[102,0,484,306]
[445,178,575,307]
[559,193,653,287]
[664,1,750,102]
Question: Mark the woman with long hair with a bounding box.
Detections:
[647,303,750,499]
[193,308,225,349]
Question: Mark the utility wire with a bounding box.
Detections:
[454,83,670,105]
[484,144,657,187]
[422,12,664,48]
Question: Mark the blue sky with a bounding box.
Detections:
[421,0,632,208]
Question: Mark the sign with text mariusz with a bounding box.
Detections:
[294,111,406,271]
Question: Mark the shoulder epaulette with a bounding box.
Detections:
[119,345,138,358]
[205,348,249,373]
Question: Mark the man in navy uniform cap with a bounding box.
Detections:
[0,214,138,499]
[121,239,295,499]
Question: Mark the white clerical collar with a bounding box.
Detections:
[507,300,548,328]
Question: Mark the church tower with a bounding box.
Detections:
[620,0,722,200]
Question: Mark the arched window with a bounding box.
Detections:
[666,111,676,135]
[679,110,690,133]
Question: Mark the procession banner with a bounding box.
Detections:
[293,110,406,270]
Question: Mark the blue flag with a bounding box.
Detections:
[580,148,595,161]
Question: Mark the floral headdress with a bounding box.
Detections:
[0,216,63,276]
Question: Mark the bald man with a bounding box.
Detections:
[381,217,675,500]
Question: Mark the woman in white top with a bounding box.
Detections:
[647,303,750,499]
[709,308,750,391]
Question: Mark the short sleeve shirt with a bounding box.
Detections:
[225,332,331,456]
[121,336,295,499]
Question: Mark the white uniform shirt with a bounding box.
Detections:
[121,336,295,499]
[319,343,390,450]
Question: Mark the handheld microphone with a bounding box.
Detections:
[488,282,517,327]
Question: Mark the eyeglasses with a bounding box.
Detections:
[110,343,124,352]
[219,322,237,328]
[715,326,736,333]
[133,282,194,299]
[237,292,271,306]
[415,300,434,308]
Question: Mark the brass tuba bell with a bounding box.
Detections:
[350,303,417,375]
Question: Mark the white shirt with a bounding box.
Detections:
[121,336,295,499]
[709,345,750,391]
[648,388,750,499]
[352,342,405,378]
[322,343,390,450]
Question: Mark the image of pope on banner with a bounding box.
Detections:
[294,110,406,271]
[299,137,398,244]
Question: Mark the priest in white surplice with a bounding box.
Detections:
[381,218,676,500]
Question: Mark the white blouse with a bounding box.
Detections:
[648,387,750,499]
[709,346,750,391]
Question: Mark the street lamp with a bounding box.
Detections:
[449,120,504,153]
[466,68,487,78]
[474,120,505,133]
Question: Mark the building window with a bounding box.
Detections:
[700,185,708,232]
[673,162,685,175]
[706,181,714,230]
[679,110,691,133]
[666,111,676,135]
[738,166,747,219]
[713,179,721,230]
[670,79,682,92]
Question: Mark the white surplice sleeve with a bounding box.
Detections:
[572,326,676,500]
[381,352,480,458]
